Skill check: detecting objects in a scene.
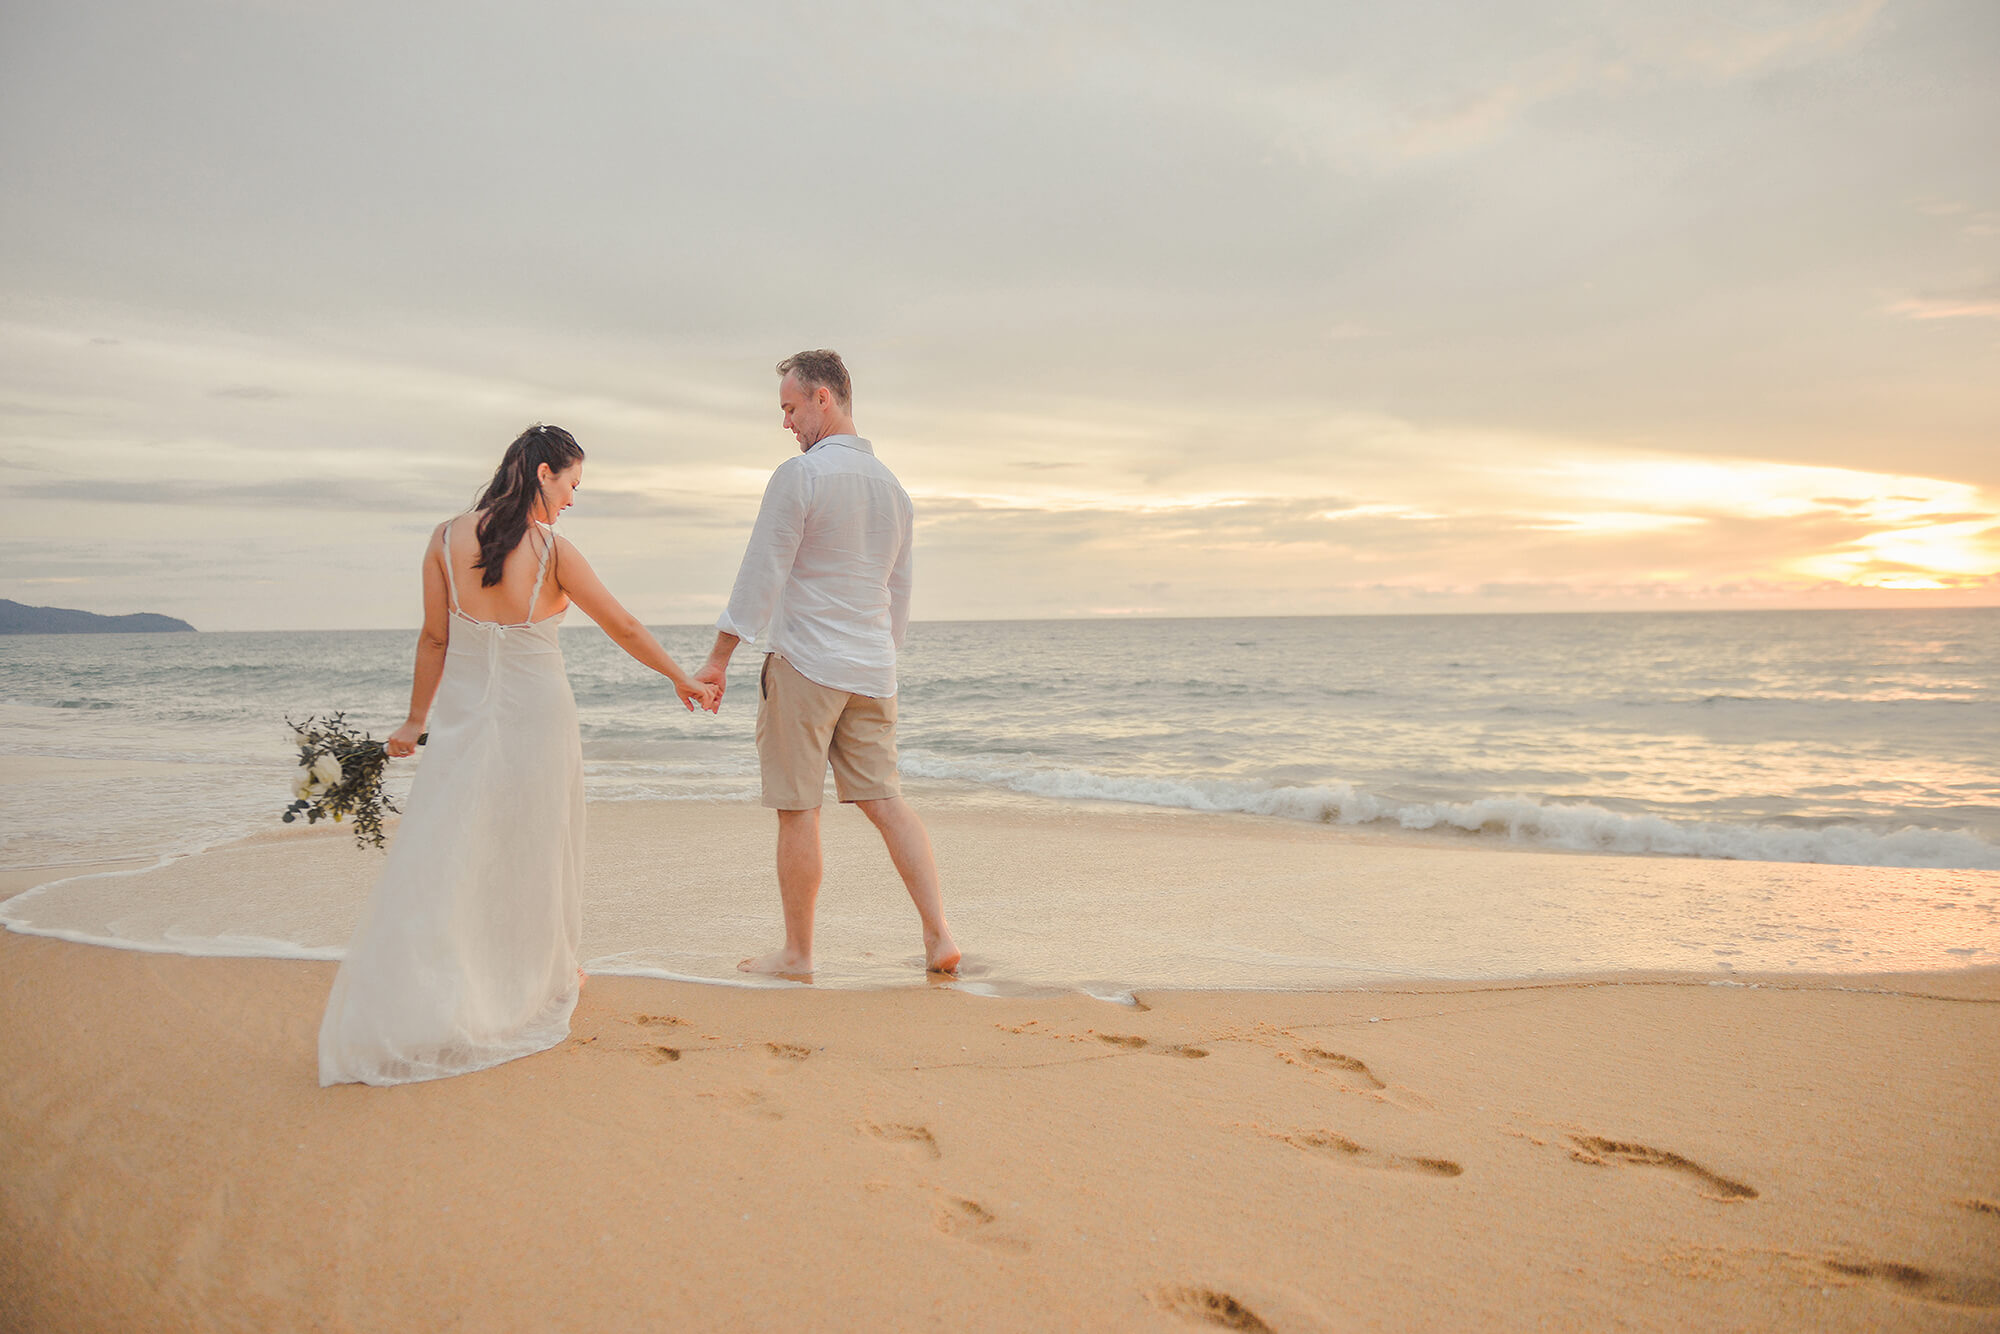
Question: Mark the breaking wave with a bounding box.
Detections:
[898,755,2000,870]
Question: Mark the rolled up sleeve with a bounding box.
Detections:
[715,462,808,645]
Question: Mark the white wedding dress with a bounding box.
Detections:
[319,521,585,1086]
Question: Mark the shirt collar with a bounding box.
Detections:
[806,433,873,456]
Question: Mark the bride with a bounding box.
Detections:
[319,424,717,1086]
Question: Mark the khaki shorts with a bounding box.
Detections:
[755,654,901,810]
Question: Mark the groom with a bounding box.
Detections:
[696,350,960,977]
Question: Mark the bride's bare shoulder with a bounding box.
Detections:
[432,512,479,547]
[545,533,598,593]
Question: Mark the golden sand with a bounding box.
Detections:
[3,890,1996,1329]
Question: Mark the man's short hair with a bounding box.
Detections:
[776,349,852,408]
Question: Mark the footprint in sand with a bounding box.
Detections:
[1092,1034,1208,1058]
[766,1042,812,1061]
[859,1120,941,1159]
[1277,1129,1463,1178]
[1821,1257,2000,1310]
[632,1014,689,1029]
[696,1088,784,1120]
[1566,1135,1756,1202]
[1957,1197,2000,1217]
[1282,1048,1385,1090]
[640,1045,681,1064]
[1154,1285,1275,1332]
[933,1194,1030,1253]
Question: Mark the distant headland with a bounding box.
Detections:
[0,598,197,635]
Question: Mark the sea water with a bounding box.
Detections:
[3,610,1998,987]
[5,609,1997,872]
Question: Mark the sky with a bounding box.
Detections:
[1,0,1995,630]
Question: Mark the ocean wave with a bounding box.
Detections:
[897,755,2000,870]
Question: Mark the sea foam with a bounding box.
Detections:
[898,754,2000,870]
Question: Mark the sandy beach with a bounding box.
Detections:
[3,800,1998,1332]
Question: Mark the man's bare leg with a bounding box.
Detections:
[739,807,821,976]
[855,796,960,973]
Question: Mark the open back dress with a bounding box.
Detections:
[319,519,586,1086]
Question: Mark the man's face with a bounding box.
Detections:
[779,373,828,451]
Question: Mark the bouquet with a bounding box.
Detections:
[282,713,420,849]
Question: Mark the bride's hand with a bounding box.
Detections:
[385,721,425,757]
[678,678,721,714]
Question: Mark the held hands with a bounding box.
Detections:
[692,660,728,712]
[677,676,722,714]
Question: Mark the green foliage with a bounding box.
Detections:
[282,712,408,849]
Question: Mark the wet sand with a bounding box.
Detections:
[7,794,1995,989]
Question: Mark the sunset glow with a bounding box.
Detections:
[1789,518,2000,589]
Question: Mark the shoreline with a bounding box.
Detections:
[3,929,1995,1331]
[6,793,1997,994]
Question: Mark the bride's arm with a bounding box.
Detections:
[550,536,719,713]
[387,524,452,756]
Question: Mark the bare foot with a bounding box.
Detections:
[926,928,962,976]
[738,947,813,980]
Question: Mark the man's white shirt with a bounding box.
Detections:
[715,435,913,698]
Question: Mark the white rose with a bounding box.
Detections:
[291,771,313,801]
[311,754,343,789]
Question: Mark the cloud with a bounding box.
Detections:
[1889,286,2000,321]
[13,472,754,528]
[901,443,2000,617]
[1396,47,1598,157]
[1386,1,1889,157]
[0,1,1992,626]
[1673,0,1886,78]
[17,476,460,511]
[565,489,741,524]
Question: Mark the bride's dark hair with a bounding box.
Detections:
[473,424,584,588]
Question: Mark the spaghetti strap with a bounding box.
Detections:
[523,524,555,624]
[440,520,463,615]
